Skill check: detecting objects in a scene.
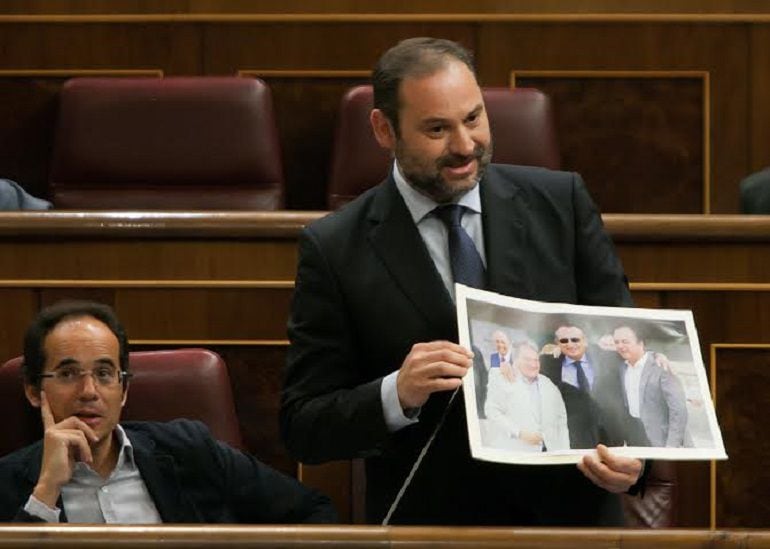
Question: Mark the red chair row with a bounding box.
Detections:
[48,77,559,211]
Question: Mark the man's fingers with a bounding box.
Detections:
[414,340,473,358]
[596,445,642,476]
[57,416,100,443]
[50,430,94,465]
[39,390,55,430]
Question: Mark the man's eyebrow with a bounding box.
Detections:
[54,358,80,369]
[466,104,484,118]
[53,357,116,369]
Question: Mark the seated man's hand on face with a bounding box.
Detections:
[396,341,472,409]
[32,391,99,508]
[577,444,642,493]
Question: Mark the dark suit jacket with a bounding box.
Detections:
[281,164,634,526]
[541,347,627,449]
[0,419,336,523]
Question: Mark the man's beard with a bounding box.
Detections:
[397,139,493,204]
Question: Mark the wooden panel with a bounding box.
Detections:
[114,288,291,340]
[514,72,706,214]
[0,24,200,73]
[476,23,748,214]
[713,346,770,527]
[246,74,371,210]
[0,290,37,358]
[750,25,770,173]
[4,1,770,15]
[0,240,297,280]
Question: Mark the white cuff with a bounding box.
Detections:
[380,371,420,432]
[24,494,61,523]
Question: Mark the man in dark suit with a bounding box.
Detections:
[489,330,512,370]
[281,37,643,526]
[540,325,626,449]
[0,300,335,523]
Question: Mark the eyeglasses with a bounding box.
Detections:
[39,366,131,388]
[558,337,582,344]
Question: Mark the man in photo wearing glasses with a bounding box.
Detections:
[0,300,335,524]
[540,324,627,449]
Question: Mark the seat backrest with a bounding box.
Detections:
[740,166,770,214]
[0,348,243,457]
[326,85,560,209]
[50,77,284,210]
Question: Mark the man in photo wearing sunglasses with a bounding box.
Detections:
[540,325,627,449]
[0,300,335,524]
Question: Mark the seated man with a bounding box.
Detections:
[0,300,336,523]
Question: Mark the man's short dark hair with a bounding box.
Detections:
[22,300,129,387]
[372,37,476,135]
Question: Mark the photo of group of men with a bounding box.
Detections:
[458,286,726,464]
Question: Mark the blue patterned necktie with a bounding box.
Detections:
[433,204,486,289]
[574,359,590,393]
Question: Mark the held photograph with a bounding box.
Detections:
[456,284,727,465]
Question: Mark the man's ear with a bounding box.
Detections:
[121,384,129,407]
[24,383,41,408]
[370,109,397,152]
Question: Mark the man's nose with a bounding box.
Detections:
[78,373,99,396]
[448,126,476,156]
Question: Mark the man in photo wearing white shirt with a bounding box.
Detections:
[613,325,688,447]
[485,339,569,452]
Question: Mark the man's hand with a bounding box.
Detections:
[32,391,99,508]
[396,341,472,409]
[653,352,671,371]
[518,430,543,447]
[499,360,517,382]
[577,444,643,493]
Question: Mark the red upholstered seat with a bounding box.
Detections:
[0,348,243,457]
[50,77,284,210]
[326,85,560,209]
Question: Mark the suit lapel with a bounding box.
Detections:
[129,429,201,523]
[639,354,656,403]
[480,168,535,299]
[367,177,455,332]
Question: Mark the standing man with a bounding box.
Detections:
[540,325,624,449]
[613,325,688,447]
[489,330,512,369]
[485,340,569,452]
[282,37,642,526]
[0,300,335,523]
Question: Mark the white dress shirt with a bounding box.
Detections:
[380,160,486,432]
[24,425,161,523]
[624,352,650,418]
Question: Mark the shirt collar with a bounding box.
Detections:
[71,424,135,481]
[392,160,482,224]
[626,352,650,370]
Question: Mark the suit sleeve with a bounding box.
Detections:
[215,438,337,524]
[571,173,634,307]
[281,227,390,464]
[662,371,688,447]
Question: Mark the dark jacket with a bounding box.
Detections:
[282,164,634,525]
[0,419,336,524]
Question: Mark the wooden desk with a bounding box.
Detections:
[0,525,769,548]
[1,212,769,528]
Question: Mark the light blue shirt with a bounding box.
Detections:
[24,425,162,523]
[561,355,596,390]
[381,160,486,432]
